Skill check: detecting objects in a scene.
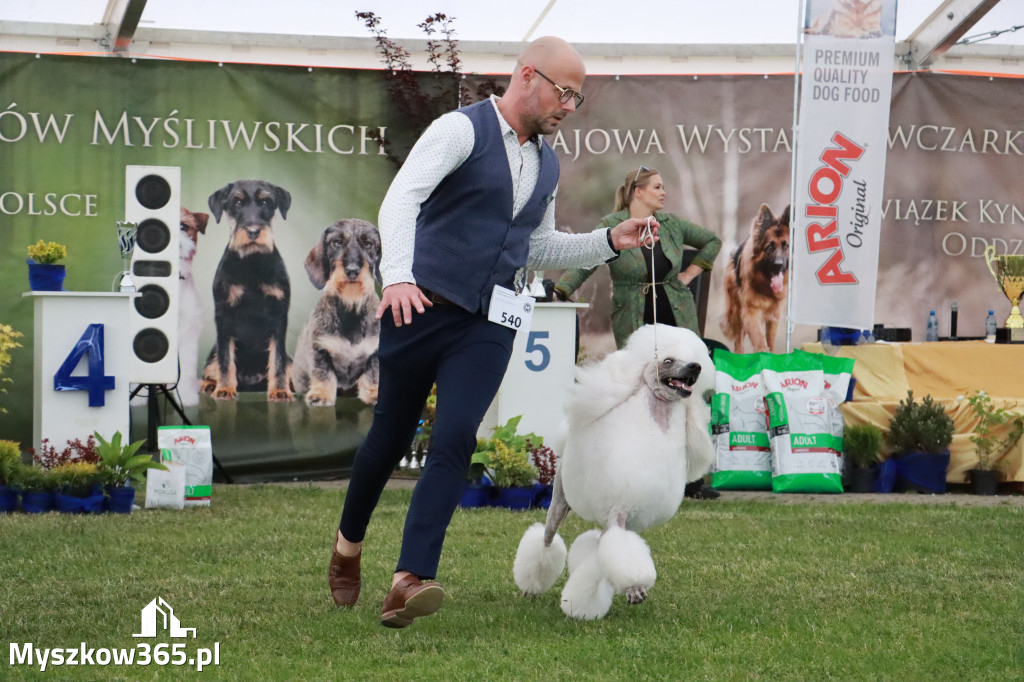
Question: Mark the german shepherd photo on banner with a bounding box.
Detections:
[721,204,790,353]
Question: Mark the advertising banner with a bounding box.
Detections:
[1,51,1022,479]
[790,0,898,330]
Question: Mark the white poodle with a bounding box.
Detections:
[513,324,716,620]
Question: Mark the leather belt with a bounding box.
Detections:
[420,287,456,306]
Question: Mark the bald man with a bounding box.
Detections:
[328,36,660,628]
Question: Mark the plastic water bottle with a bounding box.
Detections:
[926,311,939,342]
[986,310,998,343]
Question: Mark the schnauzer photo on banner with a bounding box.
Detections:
[791,0,897,332]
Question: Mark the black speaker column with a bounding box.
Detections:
[125,166,180,384]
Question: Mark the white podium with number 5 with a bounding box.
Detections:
[479,302,587,444]
[24,291,135,452]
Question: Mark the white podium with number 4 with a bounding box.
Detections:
[479,302,587,445]
[24,292,135,452]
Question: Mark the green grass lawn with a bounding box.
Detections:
[1,485,1023,681]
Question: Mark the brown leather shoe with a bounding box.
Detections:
[380,575,444,628]
[328,547,361,606]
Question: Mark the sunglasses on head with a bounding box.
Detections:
[632,166,650,189]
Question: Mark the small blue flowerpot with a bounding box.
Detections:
[55,484,105,514]
[496,486,534,511]
[531,482,553,509]
[458,483,491,509]
[894,450,951,494]
[0,485,17,513]
[27,259,66,291]
[21,490,54,514]
[104,485,136,514]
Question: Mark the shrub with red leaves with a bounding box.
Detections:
[30,435,100,470]
[529,443,558,486]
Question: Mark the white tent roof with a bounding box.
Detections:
[3,0,1021,45]
[2,1,1022,74]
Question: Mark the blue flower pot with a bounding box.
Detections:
[54,484,105,514]
[495,486,534,511]
[894,450,951,494]
[458,483,491,509]
[27,260,66,291]
[531,482,553,509]
[21,490,54,514]
[104,485,136,513]
[0,485,17,513]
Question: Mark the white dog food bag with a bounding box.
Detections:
[157,425,213,507]
[710,351,772,491]
[798,351,856,467]
[761,353,843,494]
[145,453,187,510]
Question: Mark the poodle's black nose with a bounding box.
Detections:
[681,362,701,386]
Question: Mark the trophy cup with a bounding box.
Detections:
[984,243,1024,341]
[528,270,548,299]
[116,221,138,293]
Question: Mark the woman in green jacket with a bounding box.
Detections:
[554,166,723,500]
[555,166,722,349]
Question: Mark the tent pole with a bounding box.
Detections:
[786,0,806,354]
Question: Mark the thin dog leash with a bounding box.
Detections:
[637,216,661,381]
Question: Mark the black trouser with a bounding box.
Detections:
[338,305,515,579]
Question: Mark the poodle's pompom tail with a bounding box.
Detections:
[513,523,567,595]
[567,529,602,574]
[560,551,614,620]
[597,526,657,594]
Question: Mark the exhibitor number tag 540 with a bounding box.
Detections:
[487,285,533,332]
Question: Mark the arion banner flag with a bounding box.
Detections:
[790,0,898,330]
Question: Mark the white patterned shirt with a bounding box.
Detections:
[378,95,615,289]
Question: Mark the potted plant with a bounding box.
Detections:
[485,441,538,510]
[0,439,23,512]
[51,461,104,514]
[470,416,540,510]
[884,391,954,494]
[19,466,57,514]
[529,442,558,508]
[460,437,495,508]
[94,430,165,513]
[842,423,882,493]
[26,239,68,291]
[963,390,1024,495]
[0,323,23,415]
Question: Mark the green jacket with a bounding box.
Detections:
[555,210,721,349]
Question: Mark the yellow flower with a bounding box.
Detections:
[26,240,67,265]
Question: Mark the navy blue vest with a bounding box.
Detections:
[412,100,560,314]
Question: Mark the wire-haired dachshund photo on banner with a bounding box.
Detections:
[292,219,382,407]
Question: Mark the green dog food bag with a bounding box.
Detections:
[710,350,772,490]
[761,352,843,494]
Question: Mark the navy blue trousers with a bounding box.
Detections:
[338,304,515,579]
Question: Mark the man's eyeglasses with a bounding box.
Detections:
[533,68,585,108]
[632,166,650,189]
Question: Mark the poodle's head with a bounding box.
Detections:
[622,325,715,403]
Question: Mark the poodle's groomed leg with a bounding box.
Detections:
[543,472,571,547]
[610,514,648,604]
[598,525,657,606]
